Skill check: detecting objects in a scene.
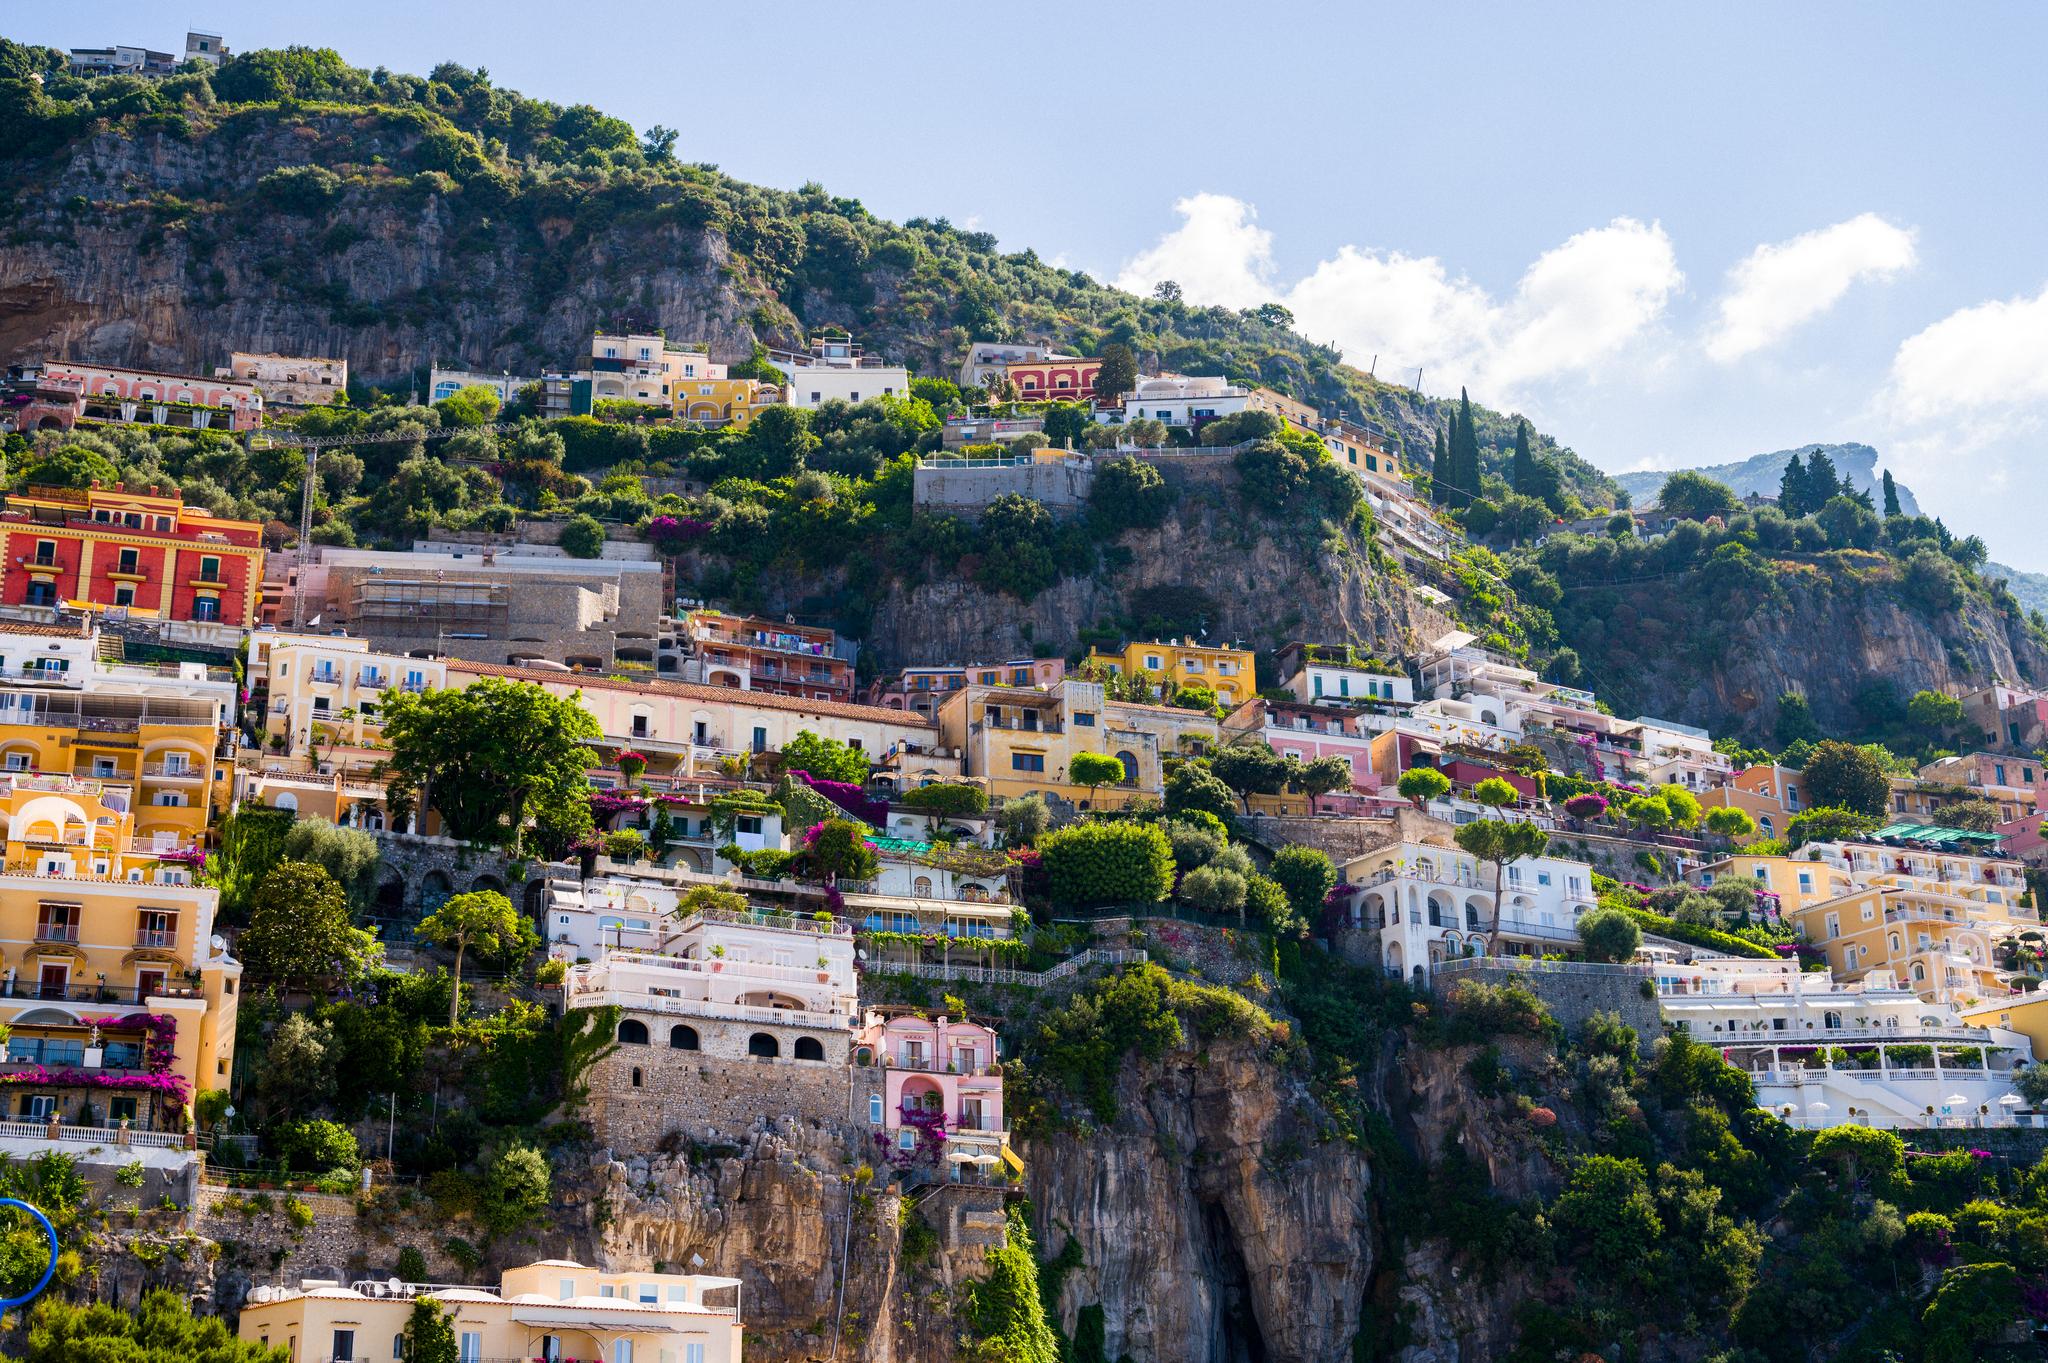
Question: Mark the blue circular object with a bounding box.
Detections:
[0,1198,58,1311]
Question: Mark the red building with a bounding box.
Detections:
[0,483,266,625]
[683,609,857,702]
[1003,358,1102,402]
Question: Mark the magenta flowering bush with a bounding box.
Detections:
[790,770,888,826]
[588,789,651,825]
[0,1066,189,1104]
[85,1013,179,1073]
[1563,793,1609,819]
[646,515,712,549]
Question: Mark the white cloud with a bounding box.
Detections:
[1704,214,1917,362]
[1112,193,1276,309]
[1113,196,1681,403]
[1886,281,2048,427]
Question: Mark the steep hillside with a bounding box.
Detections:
[1989,560,2048,618]
[1616,441,1917,512]
[0,39,1618,507]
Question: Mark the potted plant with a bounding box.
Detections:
[710,944,726,972]
[618,750,648,783]
[816,955,831,983]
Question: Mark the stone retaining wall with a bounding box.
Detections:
[584,1031,881,1154]
[1439,963,1664,1051]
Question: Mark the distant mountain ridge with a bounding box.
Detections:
[1989,562,2048,618]
[1616,442,1919,514]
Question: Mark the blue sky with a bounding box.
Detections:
[22,3,2048,567]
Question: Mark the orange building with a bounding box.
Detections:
[0,483,265,626]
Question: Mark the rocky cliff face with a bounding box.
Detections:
[0,119,773,378]
[1023,1033,1377,1363]
[1583,571,2048,736]
[794,495,1431,671]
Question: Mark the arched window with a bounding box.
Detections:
[748,1033,779,1059]
[1115,751,1139,785]
[630,1067,642,1088]
[669,1025,699,1050]
[794,1036,824,1061]
[1823,1011,1842,1030]
[869,1094,884,1124]
[618,1020,649,1046]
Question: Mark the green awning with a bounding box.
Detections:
[1870,822,2006,847]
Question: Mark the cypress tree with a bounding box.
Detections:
[1806,447,1843,505]
[1881,468,1901,517]
[1511,419,1536,496]
[1431,424,1450,505]
[1778,451,1809,516]
[1452,388,1479,508]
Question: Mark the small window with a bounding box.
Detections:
[869,1094,884,1123]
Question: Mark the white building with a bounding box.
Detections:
[1653,956,2032,1129]
[1275,645,1415,709]
[1118,376,1250,429]
[1332,828,1598,982]
[217,353,346,408]
[429,367,541,404]
[564,900,859,1059]
[772,334,910,410]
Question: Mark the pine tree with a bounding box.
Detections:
[1431,424,1450,505]
[1778,451,1810,516]
[1512,419,1536,495]
[1882,468,1901,517]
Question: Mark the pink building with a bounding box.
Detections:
[35,361,264,432]
[856,1009,1013,1181]
[1220,697,1403,816]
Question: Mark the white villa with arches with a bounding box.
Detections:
[1653,955,2034,1128]
[1331,829,1598,982]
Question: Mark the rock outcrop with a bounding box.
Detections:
[1024,1034,1378,1363]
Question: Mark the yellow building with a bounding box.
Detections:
[1789,881,2024,1006]
[0,683,231,852]
[673,376,778,428]
[1960,993,2048,1061]
[1692,854,1856,915]
[239,1260,744,1363]
[0,773,238,1129]
[1080,639,1255,707]
[936,679,1221,810]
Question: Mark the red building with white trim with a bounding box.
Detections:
[0,483,266,626]
[1002,358,1102,402]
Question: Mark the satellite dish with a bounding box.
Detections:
[688,1254,704,1269]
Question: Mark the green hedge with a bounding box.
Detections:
[1621,906,1778,959]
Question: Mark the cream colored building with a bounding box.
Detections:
[219,352,347,408]
[935,678,1221,810]
[238,1261,744,1363]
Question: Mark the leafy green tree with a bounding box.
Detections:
[1777,450,1812,516]
[417,890,533,1026]
[1881,467,1902,517]
[1209,743,1293,811]
[1472,776,1520,811]
[1038,822,1174,907]
[271,1118,359,1173]
[1659,785,1702,829]
[1163,763,1238,823]
[402,1299,458,1363]
[237,862,380,988]
[898,783,989,818]
[1816,494,1881,550]
[1578,908,1642,963]
[1269,845,1336,928]
[1455,819,1553,955]
[12,1290,287,1362]
[1178,864,1247,918]
[1810,1124,1905,1195]
[1908,688,1966,741]
[780,729,871,784]
[997,796,1049,846]
[558,513,605,558]
[1163,817,1227,874]
[1929,798,2002,833]
[1800,739,1891,816]
[1042,401,1091,448]
[1093,344,1138,402]
[799,819,880,883]
[210,805,297,922]
[482,1142,551,1232]
[1551,1156,1662,1293]
[1088,455,1171,530]
[1773,691,1820,750]
[1920,1262,2020,1363]
[19,444,121,492]
[1784,805,1881,849]
[281,818,380,911]
[1242,873,1294,933]
[1295,755,1354,814]
[1397,767,1451,808]
[733,403,817,479]
[380,677,602,852]
[1067,751,1127,795]
[1902,545,1966,612]
[433,384,501,428]
[975,492,1060,599]
[1430,425,1451,507]
[1704,806,1757,842]
[1657,470,1740,522]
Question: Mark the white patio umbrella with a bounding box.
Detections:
[1944,1094,1971,1106]
[2000,1094,2025,1107]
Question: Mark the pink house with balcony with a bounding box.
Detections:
[856,1008,1015,1180]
